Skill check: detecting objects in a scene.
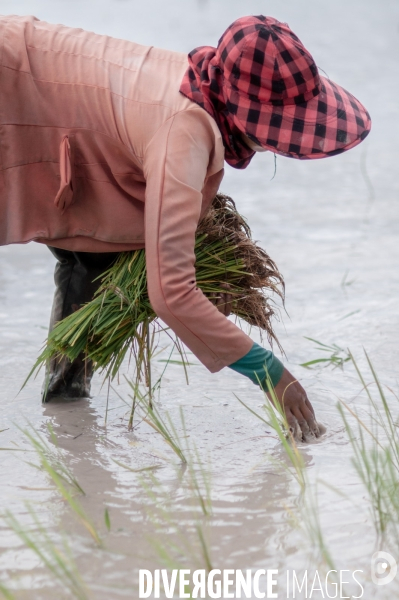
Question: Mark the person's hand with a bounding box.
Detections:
[266,367,326,442]
[210,283,233,317]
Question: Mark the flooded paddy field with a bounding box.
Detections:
[0,0,398,598]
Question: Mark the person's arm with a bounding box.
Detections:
[143,108,321,440]
[229,343,322,441]
[143,107,253,372]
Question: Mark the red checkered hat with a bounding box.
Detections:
[180,15,371,164]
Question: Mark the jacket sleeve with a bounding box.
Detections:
[143,108,253,373]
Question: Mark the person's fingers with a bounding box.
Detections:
[222,294,230,316]
[300,403,320,438]
[285,410,302,442]
[292,406,312,441]
[292,419,302,442]
[216,293,232,316]
[292,401,321,440]
[226,294,233,316]
[218,284,233,317]
[210,292,224,313]
[301,405,320,437]
[302,402,320,437]
[219,293,227,315]
[222,292,232,316]
[209,284,234,316]
[271,368,325,442]
[209,291,230,315]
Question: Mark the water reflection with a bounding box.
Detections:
[0,0,398,596]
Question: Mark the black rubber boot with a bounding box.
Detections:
[43,248,117,402]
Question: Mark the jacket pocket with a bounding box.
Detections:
[54,134,76,213]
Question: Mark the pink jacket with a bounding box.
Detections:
[0,15,253,371]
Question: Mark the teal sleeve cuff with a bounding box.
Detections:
[228,342,284,389]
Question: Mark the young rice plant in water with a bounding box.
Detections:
[339,351,399,547]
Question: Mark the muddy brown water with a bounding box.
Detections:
[0,1,399,598]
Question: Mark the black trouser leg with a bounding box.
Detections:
[44,247,118,401]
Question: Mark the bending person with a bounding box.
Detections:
[0,15,371,440]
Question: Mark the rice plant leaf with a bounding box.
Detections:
[303,337,335,349]
[234,394,271,428]
[300,358,334,367]
[112,459,161,473]
[0,583,15,600]
[157,359,197,366]
[104,508,111,532]
[4,506,89,600]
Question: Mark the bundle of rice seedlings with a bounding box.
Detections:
[196,193,284,332]
[29,194,284,383]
